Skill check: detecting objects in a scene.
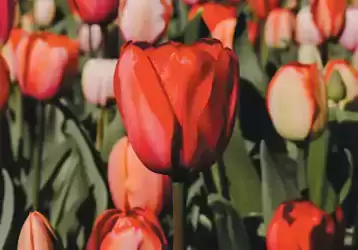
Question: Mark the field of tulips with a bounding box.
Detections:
[2,0,358,249]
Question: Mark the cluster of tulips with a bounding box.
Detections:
[0,0,357,249]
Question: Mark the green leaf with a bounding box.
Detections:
[327,42,352,62]
[260,140,300,233]
[0,168,15,249]
[339,149,353,204]
[208,194,251,250]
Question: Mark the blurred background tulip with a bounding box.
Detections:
[33,0,56,28]
[247,20,259,45]
[21,13,35,32]
[0,0,16,47]
[296,6,323,45]
[67,0,119,24]
[266,200,341,250]
[117,0,173,43]
[14,33,80,100]
[18,211,60,250]
[311,0,347,39]
[339,7,358,51]
[267,63,327,141]
[0,55,10,110]
[188,3,237,48]
[78,23,102,53]
[81,58,117,106]
[13,1,20,28]
[108,137,170,214]
[264,8,295,49]
[246,0,279,19]
[86,209,167,250]
[297,44,324,69]
[114,40,239,174]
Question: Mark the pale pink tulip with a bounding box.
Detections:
[81,59,116,106]
[78,24,103,53]
[339,8,358,51]
[296,6,323,45]
[117,0,173,43]
[33,0,56,27]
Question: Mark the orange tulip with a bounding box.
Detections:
[246,0,280,19]
[264,8,296,48]
[108,137,171,214]
[188,3,237,48]
[14,32,79,100]
[0,55,10,110]
[86,208,167,250]
[246,20,259,45]
[18,211,60,250]
[267,63,327,141]
[311,0,346,39]
[114,39,239,174]
[0,0,16,47]
[266,201,342,250]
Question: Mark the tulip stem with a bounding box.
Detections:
[32,101,45,210]
[95,108,108,153]
[173,181,185,250]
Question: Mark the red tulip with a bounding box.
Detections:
[14,32,80,100]
[266,200,342,250]
[67,0,119,24]
[311,0,346,39]
[0,0,16,47]
[246,0,280,19]
[18,211,60,250]
[0,55,10,110]
[108,137,171,214]
[113,39,239,174]
[86,208,167,250]
[247,20,259,45]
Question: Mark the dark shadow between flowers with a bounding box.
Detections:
[243,216,266,250]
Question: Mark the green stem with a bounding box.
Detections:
[32,101,45,210]
[173,182,185,250]
[296,143,308,193]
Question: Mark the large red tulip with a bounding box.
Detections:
[266,200,344,250]
[86,208,167,250]
[113,39,239,174]
[108,137,171,214]
[0,0,16,47]
[0,55,10,110]
[67,0,119,24]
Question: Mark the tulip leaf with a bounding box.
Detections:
[327,42,352,62]
[338,149,353,204]
[0,168,15,249]
[208,194,251,250]
[259,140,300,233]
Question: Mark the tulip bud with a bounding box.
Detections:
[33,0,56,27]
[297,44,323,70]
[18,211,60,250]
[264,8,295,49]
[246,0,280,19]
[247,20,259,45]
[311,0,347,39]
[295,6,323,45]
[0,55,10,111]
[267,63,327,141]
[327,70,346,102]
[81,58,117,106]
[0,0,16,48]
[339,8,358,51]
[108,137,171,214]
[323,60,358,101]
[267,200,338,250]
[78,24,102,53]
[117,0,173,43]
[86,209,167,250]
[188,3,237,49]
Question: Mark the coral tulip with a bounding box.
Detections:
[67,0,119,24]
[86,208,167,250]
[78,23,103,53]
[108,137,170,214]
[266,200,343,250]
[339,8,358,51]
[246,0,279,19]
[297,44,323,70]
[14,32,80,100]
[114,39,239,174]
[311,0,346,39]
[117,0,173,43]
[324,60,358,101]
[267,63,327,141]
[0,55,10,110]
[81,58,117,106]
[188,3,237,49]
[17,211,60,250]
[296,6,323,45]
[0,0,16,47]
[33,0,56,27]
[264,8,295,49]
